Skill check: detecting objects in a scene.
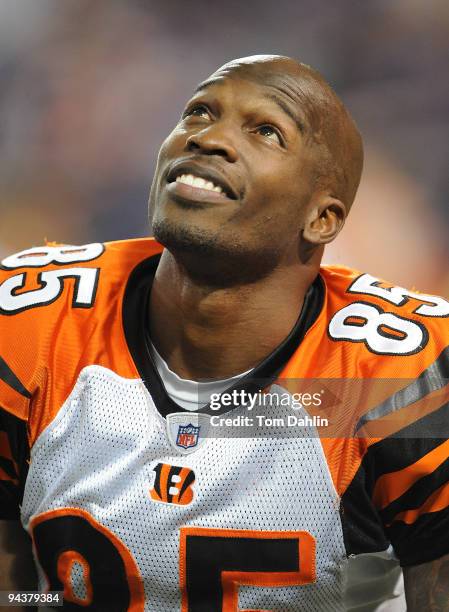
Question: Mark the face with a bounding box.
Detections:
[149,62,324,275]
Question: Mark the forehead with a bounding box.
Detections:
[194,63,308,104]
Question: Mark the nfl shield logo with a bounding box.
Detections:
[176,424,201,449]
[166,413,210,455]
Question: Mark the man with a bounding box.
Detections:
[0,55,448,611]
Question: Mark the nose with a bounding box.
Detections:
[186,123,239,163]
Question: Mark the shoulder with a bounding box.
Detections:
[319,264,449,375]
[0,238,163,286]
[0,237,162,293]
[0,238,163,420]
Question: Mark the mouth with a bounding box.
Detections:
[166,162,238,202]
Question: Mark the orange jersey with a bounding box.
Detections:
[0,238,448,611]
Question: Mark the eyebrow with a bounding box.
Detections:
[193,77,223,95]
[266,93,305,134]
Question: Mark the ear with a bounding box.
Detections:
[302,197,346,245]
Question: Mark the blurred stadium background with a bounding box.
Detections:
[0,0,448,293]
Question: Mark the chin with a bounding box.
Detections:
[152,215,223,255]
[152,216,282,286]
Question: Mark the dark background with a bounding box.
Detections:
[1,0,448,293]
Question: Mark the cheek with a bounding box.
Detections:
[246,162,307,211]
[159,125,188,156]
[235,165,311,238]
[150,127,187,191]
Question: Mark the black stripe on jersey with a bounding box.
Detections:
[0,355,32,399]
[340,465,390,556]
[379,452,449,525]
[122,253,325,419]
[359,401,449,498]
[0,408,30,520]
[386,505,449,566]
[355,345,449,432]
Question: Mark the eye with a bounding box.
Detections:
[255,125,283,145]
[183,104,211,120]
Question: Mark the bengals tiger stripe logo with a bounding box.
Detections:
[149,463,196,505]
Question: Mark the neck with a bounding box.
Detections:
[149,248,321,380]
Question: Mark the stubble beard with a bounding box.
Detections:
[151,215,284,287]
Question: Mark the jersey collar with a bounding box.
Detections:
[123,253,325,419]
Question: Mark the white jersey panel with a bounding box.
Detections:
[22,365,347,611]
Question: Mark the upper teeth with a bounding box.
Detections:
[175,174,223,193]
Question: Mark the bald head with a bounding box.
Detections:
[202,55,364,210]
